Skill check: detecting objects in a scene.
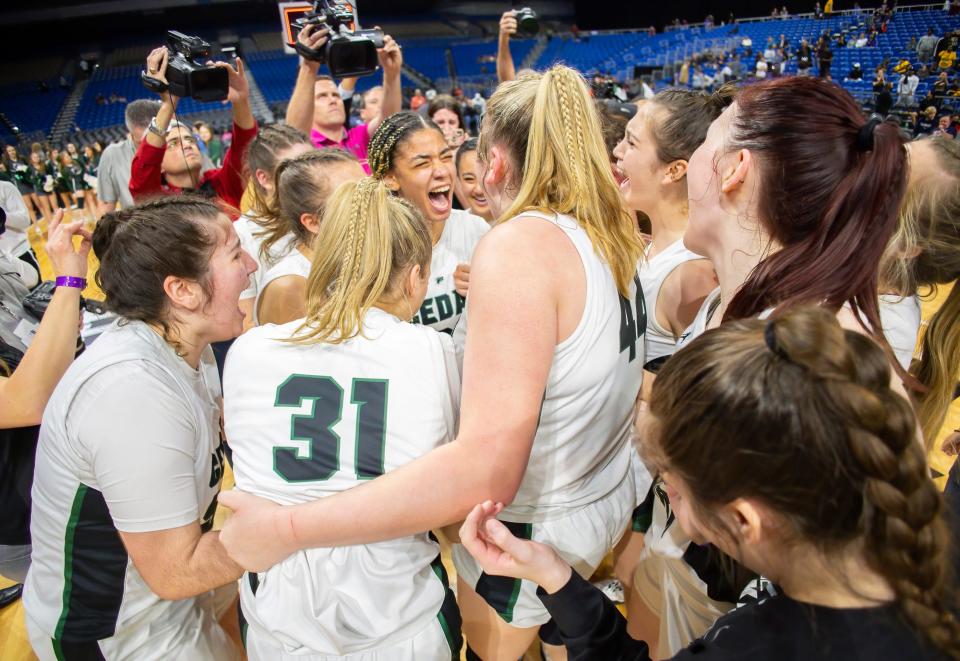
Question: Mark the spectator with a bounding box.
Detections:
[916,105,939,135]
[0,179,38,270]
[939,46,957,70]
[129,47,257,210]
[813,2,824,19]
[97,99,159,213]
[873,67,888,95]
[755,55,768,79]
[428,94,467,146]
[692,65,714,89]
[854,32,869,48]
[3,145,43,225]
[0,212,88,584]
[920,88,941,112]
[936,114,957,137]
[917,28,940,63]
[876,82,894,116]
[410,88,426,111]
[284,24,402,174]
[781,6,789,17]
[918,63,932,79]
[934,70,950,96]
[845,62,864,81]
[763,38,777,63]
[817,38,833,79]
[355,86,384,127]
[797,39,814,76]
[897,68,920,106]
[57,153,93,222]
[837,33,847,48]
[195,122,223,167]
[907,35,918,51]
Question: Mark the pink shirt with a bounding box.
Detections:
[311,123,371,174]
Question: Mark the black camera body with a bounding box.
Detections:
[141,31,229,102]
[513,7,539,38]
[292,0,384,78]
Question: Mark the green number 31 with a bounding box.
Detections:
[273,375,388,482]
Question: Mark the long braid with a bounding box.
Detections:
[550,70,585,199]
[766,315,960,658]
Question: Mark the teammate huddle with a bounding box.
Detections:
[15,64,960,661]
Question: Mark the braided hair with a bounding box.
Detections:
[293,177,431,345]
[252,149,360,258]
[647,306,960,659]
[367,111,443,179]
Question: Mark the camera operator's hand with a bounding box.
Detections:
[213,57,249,105]
[46,210,92,280]
[377,34,403,79]
[499,11,518,40]
[298,22,330,72]
[146,47,179,106]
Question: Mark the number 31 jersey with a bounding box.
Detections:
[222,308,460,655]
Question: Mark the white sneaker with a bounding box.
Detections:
[592,578,625,604]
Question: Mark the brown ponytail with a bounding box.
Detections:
[722,78,907,350]
[252,149,359,259]
[648,306,960,658]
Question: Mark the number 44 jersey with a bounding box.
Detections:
[222,308,460,657]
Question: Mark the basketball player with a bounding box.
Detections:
[23,198,256,660]
[254,150,365,326]
[366,111,489,333]
[224,178,462,659]
[235,125,314,330]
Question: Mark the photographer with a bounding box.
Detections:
[129,47,257,209]
[497,9,519,82]
[284,23,402,171]
[0,210,88,583]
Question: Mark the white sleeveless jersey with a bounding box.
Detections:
[24,321,229,658]
[879,294,921,370]
[456,211,645,522]
[223,308,460,656]
[412,209,488,333]
[253,249,311,326]
[640,240,708,367]
[235,214,295,305]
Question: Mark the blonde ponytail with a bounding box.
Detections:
[480,65,643,296]
[293,178,432,345]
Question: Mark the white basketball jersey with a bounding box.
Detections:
[223,308,460,656]
[253,249,311,326]
[640,240,708,367]
[412,209,488,333]
[879,293,921,370]
[235,214,295,303]
[24,321,230,659]
[456,211,644,522]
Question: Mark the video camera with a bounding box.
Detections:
[292,0,384,79]
[141,31,229,102]
[512,7,539,38]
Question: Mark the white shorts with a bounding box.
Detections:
[243,606,461,661]
[633,548,733,658]
[27,583,239,661]
[452,475,634,629]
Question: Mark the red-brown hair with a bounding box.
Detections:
[722,77,907,341]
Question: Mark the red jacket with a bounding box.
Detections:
[129,121,258,212]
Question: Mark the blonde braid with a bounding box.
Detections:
[551,71,584,196]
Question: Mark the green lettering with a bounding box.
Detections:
[436,294,454,321]
[421,299,438,325]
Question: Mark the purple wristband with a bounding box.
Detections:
[55,276,87,290]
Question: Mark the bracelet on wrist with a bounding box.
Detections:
[55,276,87,290]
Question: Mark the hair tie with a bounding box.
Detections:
[857,118,882,152]
[764,319,789,360]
